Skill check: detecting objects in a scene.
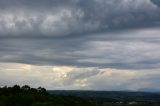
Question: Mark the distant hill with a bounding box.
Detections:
[138,88,160,92]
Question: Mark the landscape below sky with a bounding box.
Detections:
[0,0,160,91]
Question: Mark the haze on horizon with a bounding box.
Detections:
[0,0,160,91]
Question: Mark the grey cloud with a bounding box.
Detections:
[61,68,100,86]
[85,69,160,91]
[0,0,160,70]
[67,68,100,80]
[0,0,160,37]
[1,28,160,70]
[1,0,160,91]
[151,0,160,7]
[0,0,71,9]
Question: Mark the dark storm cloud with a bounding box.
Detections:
[1,29,160,70]
[151,0,160,7]
[0,0,160,70]
[1,0,160,91]
[0,0,160,37]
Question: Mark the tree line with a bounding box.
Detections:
[0,85,98,106]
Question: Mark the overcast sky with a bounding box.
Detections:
[0,0,160,91]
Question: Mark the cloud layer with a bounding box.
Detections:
[1,28,160,70]
[1,63,160,90]
[0,0,160,90]
[0,0,159,37]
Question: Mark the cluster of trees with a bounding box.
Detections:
[0,85,98,106]
[0,85,47,95]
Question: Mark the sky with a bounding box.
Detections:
[0,0,160,91]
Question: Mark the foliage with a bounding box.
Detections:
[0,85,98,106]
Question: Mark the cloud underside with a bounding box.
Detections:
[0,0,160,69]
[0,0,160,90]
[0,0,159,37]
[1,62,160,90]
[1,28,160,70]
